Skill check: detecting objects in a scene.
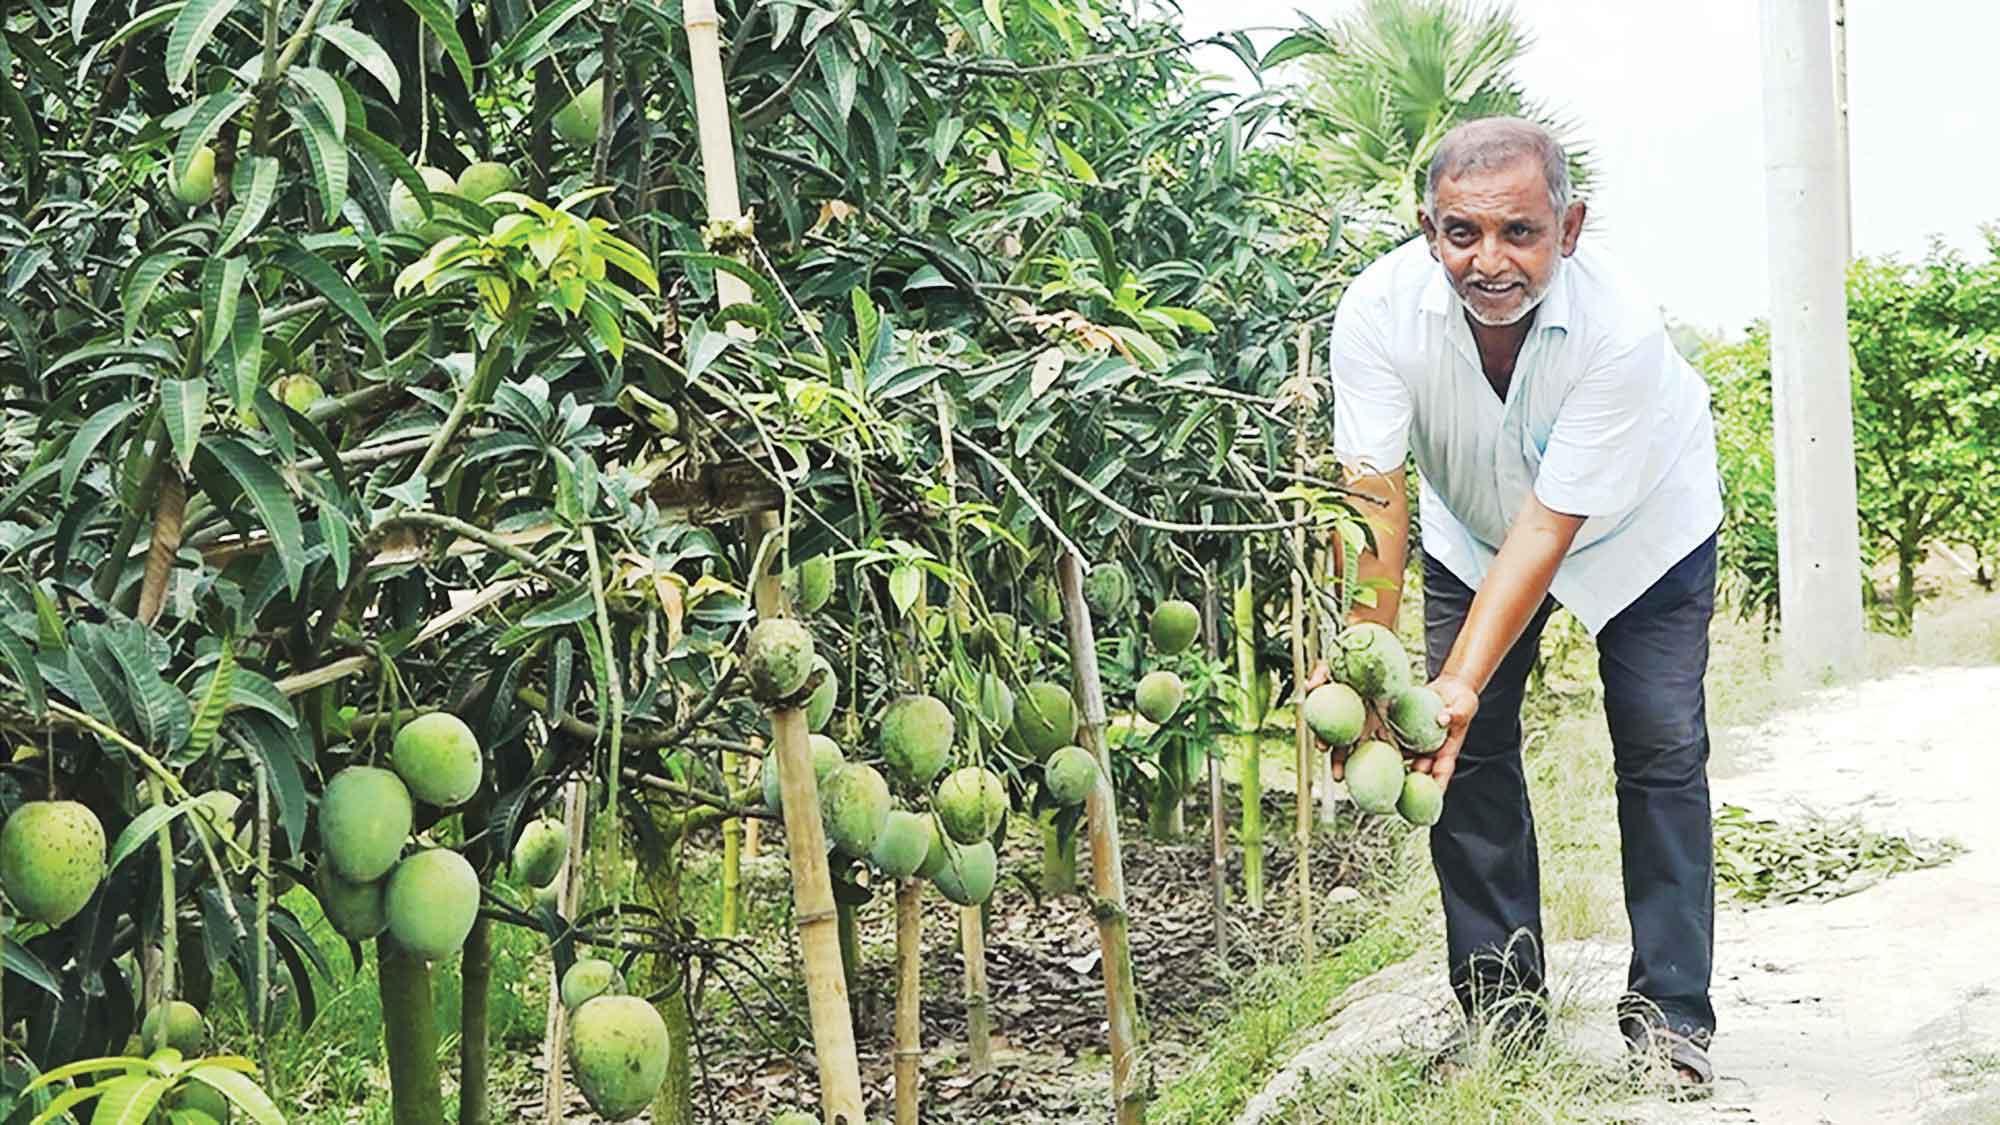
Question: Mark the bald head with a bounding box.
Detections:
[1424,117,1571,219]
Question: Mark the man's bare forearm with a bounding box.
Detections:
[1438,496,1584,695]
[1338,468,1409,630]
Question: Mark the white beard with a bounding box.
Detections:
[1454,256,1561,327]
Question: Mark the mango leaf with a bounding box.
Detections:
[107,798,201,871]
[285,96,348,224]
[122,253,189,343]
[102,620,192,752]
[490,0,591,70]
[0,296,39,383]
[315,23,400,100]
[0,628,44,716]
[60,400,140,500]
[186,639,234,755]
[215,155,278,255]
[1054,137,1099,185]
[285,65,347,138]
[74,3,183,83]
[398,0,472,89]
[185,1065,283,1125]
[199,256,246,363]
[221,668,297,728]
[273,245,381,353]
[165,0,238,87]
[160,378,205,471]
[3,938,60,999]
[228,713,306,852]
[87,1071,174,1125]
[199,437,305,595]
[172,88,252,188]
[887,563,921,615]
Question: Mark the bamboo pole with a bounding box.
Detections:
[682,0,754,316]
[893,879,924,1125]
[1058,553,1146,1125]
[540,779,588,1122]
[936,391,994,1081]
[752,510,866,1125]
[1203,577,1228,959]
[1290,326,1315,960]
[1234,561,1264,911]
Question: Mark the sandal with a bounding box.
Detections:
[1625,1024,1715,1102]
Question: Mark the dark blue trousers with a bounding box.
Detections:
[1421,533,1718,1040]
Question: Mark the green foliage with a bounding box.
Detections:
[1699,238,2000,630]
[1714,802,1961,905]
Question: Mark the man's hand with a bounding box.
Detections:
[1409,672,1478,789]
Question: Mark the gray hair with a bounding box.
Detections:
[1423,117,1572,218]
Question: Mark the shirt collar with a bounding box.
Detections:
[1419,254,1575,335]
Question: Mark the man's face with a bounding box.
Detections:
[1419,155,1584,328]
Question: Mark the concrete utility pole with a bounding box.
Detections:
[1758,0,1866,681]
[1832,0,1853,260]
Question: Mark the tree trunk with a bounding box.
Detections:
[837,898,862,1010]
[1058,552,1147,1124]
[458,917,492,1125]
[380,942,445,1125]
[1147,775,1182,840]
[1234,566,1264,910]
[1896,545,1918,630]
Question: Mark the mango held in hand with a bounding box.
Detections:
[930,837,998,906]
[870,810,935,878]
[320,767,413,882]
[1386,685,1448,754]
[1332,622,1412,700]
[935,767,1008,844]
[385,849,480,961]
[1043,745,1098,807]
[1398,771,1445,827]
[140,1000,207,1056]
[511,817,569,888]
[561,958,625,1010]
[746,620,815,702]
[1343,740,1404,816]
[879,693,954,786]
[392,712,484,807]
[1135,670,1186,724]
[0,800,106,926]
[568,995,671,1121]
[819,763,891,857]
[1303,682,1366,748]
[1010,682,1077,761]
[1148,599,1200,655]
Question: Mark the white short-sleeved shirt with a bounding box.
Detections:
[1329,236,1722,634]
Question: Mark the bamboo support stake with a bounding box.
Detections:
[682,0,754,316]
[541,779,589,1122]
[1235,561,1264,911]
[741,740,764,861]
[1290,326,1315,960]
[1058,553,1146,1125]
[936,391,994,1081]
[893,879,924,1125]
[1204,579,1228,959]
[752,510,866,1124]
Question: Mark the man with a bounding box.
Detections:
[1314,116,1723,1095]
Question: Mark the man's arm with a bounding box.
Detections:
[1421,493,1585,788]
[1340,468,1410,630]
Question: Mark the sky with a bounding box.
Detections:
[1171,0,2000,335]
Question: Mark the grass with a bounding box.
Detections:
[1153,572,2000,1124]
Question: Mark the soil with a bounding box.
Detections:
[1237,664,2000,1125]
[688,786,1383,1124]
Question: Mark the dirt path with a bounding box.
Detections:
[1239,664,2000,1124]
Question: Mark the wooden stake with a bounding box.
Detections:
[1290,326,1315,960]
[1058,553,1146,1125]
[682,0,754,316]
[1203,579,1228,960]
[753,511,866,1125]
[893,879,924,1125]
[960,905,993,1078]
